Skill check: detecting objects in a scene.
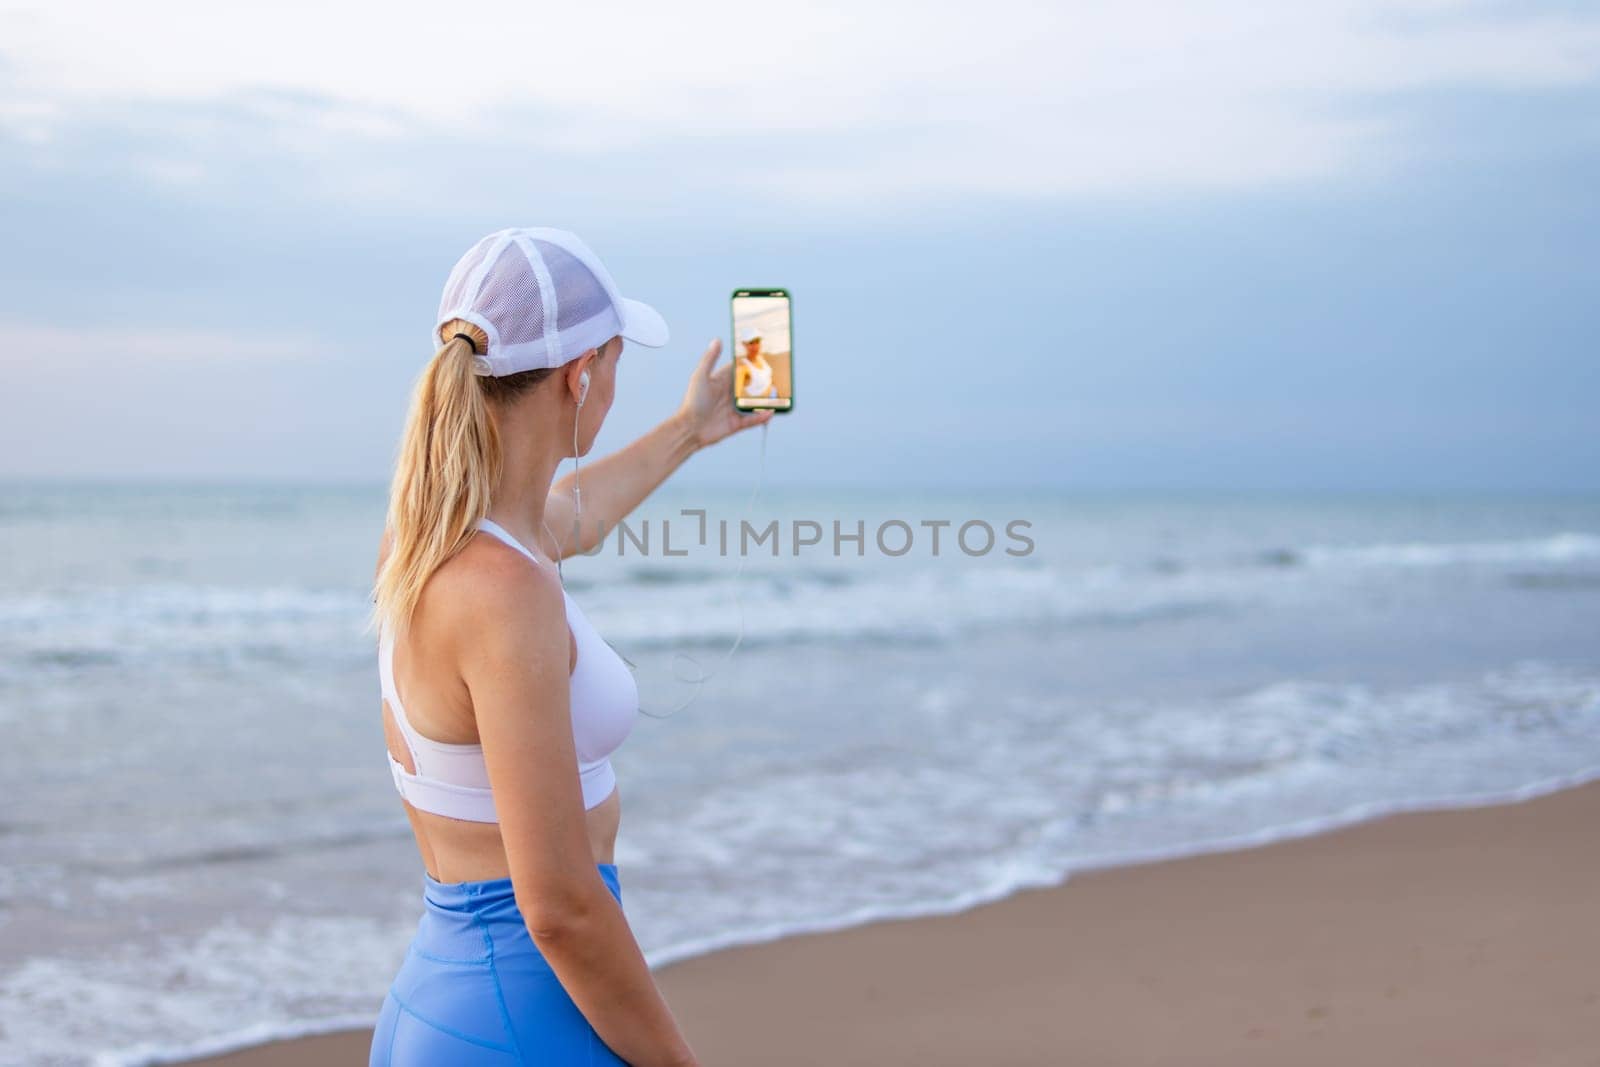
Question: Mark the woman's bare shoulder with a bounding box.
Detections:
[376,525,564,641]
[425,531,566,637]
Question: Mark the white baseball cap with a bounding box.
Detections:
[435,227,669,376]
[738,325,763,343]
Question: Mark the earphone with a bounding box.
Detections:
[572,370,589,531]
[634,417,769,718]
[541,364,592,588]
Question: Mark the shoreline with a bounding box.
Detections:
[168,779,1600,1066]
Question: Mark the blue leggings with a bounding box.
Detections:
[369,863,631,1066]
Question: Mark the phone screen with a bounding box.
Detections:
[731,289,793,412]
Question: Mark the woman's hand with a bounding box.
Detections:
[676,338,775,448]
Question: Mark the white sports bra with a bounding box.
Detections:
[378,517,639,821]
[740,356,775,398]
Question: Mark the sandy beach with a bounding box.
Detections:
[179,778,1600,1067]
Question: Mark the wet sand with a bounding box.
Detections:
[180,779,1600,1066]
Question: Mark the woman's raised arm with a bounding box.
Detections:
[543,338,772,558]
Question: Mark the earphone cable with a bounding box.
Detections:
[543,372,769,718]
[636,417,768,718]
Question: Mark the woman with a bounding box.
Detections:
[368,227,771,1066]
[734,326,778,399]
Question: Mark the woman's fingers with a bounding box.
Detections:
[697,338,722,380]
[703,407,770,445]
[683,337,774,445]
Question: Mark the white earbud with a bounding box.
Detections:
[578,370,590,406]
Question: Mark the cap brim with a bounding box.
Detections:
[618,297,669,348]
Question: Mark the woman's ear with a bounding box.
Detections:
[566,351,594,403]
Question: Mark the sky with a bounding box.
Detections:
[0,0,1596,489]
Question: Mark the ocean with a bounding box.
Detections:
[2,483,1598,1066]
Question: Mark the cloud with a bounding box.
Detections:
[0,321,325,366]
[0,2,1594,487]
[2,0,1598,207]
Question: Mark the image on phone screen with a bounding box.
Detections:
[731,289,793,412]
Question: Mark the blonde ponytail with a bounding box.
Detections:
[369,323,500,637]
[371,317,561,637]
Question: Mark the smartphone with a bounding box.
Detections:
[730,288,793,413]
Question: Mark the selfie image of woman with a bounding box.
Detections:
[732,297,791,404]
[735,327,776,399]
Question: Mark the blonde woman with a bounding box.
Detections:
[368,227,771,1066]
[733,326,777,399]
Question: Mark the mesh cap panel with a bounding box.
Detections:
[476,243,547,349]
[440,234,495,314]
[534,239,612,333]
